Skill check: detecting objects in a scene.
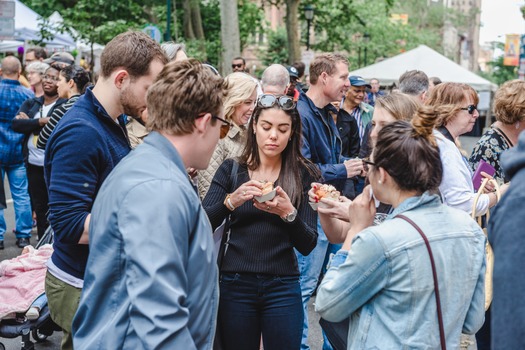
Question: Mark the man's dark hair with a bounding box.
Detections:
[232,56,246,65]
[430,76,442,86]
[100,31,168,79]
[27,47,47,60]
[399,70,429,96]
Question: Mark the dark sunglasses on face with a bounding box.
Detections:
[232,64,243,69]
[197,113,232,139]
[257,94,296,111]
[460,105,477,115]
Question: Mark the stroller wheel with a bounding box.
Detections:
[0,342,5,350]
[32,328,48,342]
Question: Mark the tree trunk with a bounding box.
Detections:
[190,0,205,40]
[182,0,195,39]
[220,0,241,75]
[285,0,301,64]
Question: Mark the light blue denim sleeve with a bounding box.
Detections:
[119,180,198,350]
[462,236,487,334]
[315,230,389,322]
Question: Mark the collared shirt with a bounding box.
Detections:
[0,79,34,164]
[73,132,218,350]
[315,192,486,349]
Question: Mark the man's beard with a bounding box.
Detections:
[120,86,140,117]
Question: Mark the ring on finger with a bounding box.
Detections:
[266,205,270,211]
[243,190,246,196]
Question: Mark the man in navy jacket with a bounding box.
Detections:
[44,31,167,349]
[296,53,364,350]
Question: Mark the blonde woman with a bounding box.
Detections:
[198,72,257,198]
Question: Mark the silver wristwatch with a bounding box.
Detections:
[281,208,298,223]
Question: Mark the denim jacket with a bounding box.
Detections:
[73,132,218,349]
[315,192,486,349]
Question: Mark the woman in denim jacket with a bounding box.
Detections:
[315,110,486,349]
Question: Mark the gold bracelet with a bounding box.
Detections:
[224,194,235,211]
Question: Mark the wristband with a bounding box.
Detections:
[224,194,235,211]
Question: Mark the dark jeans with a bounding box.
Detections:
[218,272,303,350]
[27,163,49,239]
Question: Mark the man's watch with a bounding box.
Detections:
[281,208,298,223]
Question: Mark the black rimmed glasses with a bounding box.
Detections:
[257,94,296,111]
[460,105,477,115]
[197,113,232,139]
[362,158,376,172]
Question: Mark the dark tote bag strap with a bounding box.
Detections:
[217,160,240,269]
[396,214,446,350]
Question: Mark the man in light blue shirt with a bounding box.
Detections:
[73,59,230,349]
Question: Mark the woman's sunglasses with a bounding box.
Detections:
[257,94,296,111]
[197,113,232,139]
[460,105,477,115]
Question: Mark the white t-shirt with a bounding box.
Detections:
[28,102,56,166]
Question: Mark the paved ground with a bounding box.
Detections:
[0,136,480,349]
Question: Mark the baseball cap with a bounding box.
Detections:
[44,52,75,69]
[349,76,371,89]
[287,66,299,79]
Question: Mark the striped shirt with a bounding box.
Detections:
[37,94,80,149]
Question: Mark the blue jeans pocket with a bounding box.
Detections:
[220,273,240,285]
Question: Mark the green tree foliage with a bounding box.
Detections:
[21,0,263,68]
[262,27,289,66]
[479,44,519,86]
[309,0,465,70]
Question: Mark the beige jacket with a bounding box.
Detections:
[198,123,246,199]
[126,118,149,149]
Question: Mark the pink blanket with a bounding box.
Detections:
[0,244,53,319]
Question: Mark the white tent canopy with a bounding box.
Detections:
[0,0,76,52]
[349,45,497,92]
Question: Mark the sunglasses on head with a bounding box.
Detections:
[197,113,232,139]
[460,105,477,115]
[257,94,296,111]
[232,63,243,69]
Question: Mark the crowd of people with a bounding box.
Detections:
[0,30,524,350]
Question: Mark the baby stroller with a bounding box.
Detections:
[0,226,61,350]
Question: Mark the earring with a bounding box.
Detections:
[378,180,382,184]
[289,138,292,142]
[516,121,521,130]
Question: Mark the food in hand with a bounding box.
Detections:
[261,181,274,195]
[255,181,276,203]
[310,184,341,210]
[315,184,340,201]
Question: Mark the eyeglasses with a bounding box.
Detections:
[43,75,60,82]
[460,105,477,115]
[197,113,232,139]
[232,63,243,69]
[362,158,376,172]
[257,94,296,111]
